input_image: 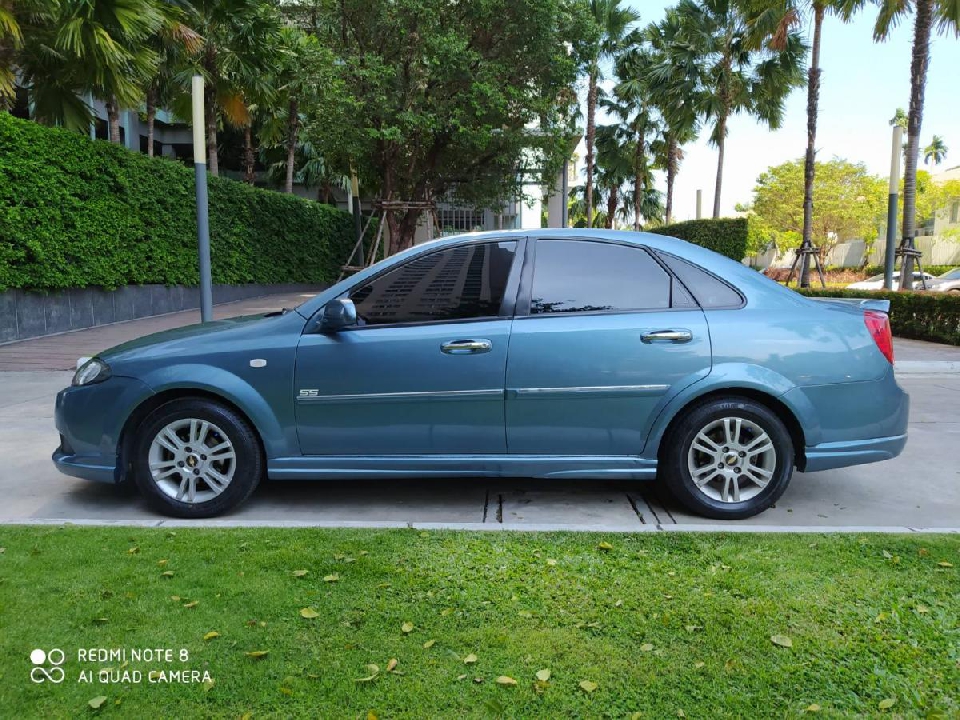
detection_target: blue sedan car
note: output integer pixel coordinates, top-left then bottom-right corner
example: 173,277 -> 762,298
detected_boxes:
54,229 -> 909,519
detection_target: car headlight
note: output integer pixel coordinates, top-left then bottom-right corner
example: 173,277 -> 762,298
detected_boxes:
72,358 -> 111,386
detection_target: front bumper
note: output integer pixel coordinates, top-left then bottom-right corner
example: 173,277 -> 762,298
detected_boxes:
52,375 -> 155,485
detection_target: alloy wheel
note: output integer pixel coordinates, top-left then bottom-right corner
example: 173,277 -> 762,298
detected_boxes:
147,418 -> 237,504
686,416 -> 777,504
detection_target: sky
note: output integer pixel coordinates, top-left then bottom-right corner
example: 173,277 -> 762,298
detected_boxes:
583,1 -> 960,221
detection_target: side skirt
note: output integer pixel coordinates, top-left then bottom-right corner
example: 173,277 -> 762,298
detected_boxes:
267,455 -> 658,481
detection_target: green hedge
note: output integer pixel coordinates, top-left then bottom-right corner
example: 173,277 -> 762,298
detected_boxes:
861,264 -> 958,277
0,113 -> 357,291
797,288 -> 960,346
648,218 -> 748,262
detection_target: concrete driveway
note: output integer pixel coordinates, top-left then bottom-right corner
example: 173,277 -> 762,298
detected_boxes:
1,294 -> 957,531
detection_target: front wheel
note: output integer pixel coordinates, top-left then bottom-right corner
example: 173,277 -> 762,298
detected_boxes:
660,397 -> 794,520
132,398 -> 263,518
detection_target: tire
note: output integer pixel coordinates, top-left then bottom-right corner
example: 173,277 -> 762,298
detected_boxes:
660,396 -> 794,520
132,398 -> 263,518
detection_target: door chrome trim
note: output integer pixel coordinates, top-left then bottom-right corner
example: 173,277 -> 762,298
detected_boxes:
509,384 -> 669,398
297,388 -> 505,405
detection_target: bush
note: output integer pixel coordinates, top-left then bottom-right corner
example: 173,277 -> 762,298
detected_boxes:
797,288 -> 960,346
862,264 -> 958,278
648,218 -> 748,262
0,113 -> 357,291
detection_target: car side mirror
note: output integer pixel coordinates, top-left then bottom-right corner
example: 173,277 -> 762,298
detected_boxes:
320,298 -> 357,332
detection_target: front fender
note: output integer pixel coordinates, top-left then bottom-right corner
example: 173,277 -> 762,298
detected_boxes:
136,364 -> 295,458
642,362 -> 821,457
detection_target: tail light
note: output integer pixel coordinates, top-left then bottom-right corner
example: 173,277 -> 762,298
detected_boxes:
864,310 -> 894,364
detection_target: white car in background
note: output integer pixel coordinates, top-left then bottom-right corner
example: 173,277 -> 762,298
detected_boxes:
847,271 -> 935,290
928,267 -> 960,293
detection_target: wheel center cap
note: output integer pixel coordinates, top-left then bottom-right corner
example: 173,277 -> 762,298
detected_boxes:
185,454 -> 200,468
723,452 -> 739,466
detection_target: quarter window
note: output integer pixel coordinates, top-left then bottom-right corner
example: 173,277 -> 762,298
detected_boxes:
656,252 -> 744,309
349,241 -> 517,325
530,240 -> 672,314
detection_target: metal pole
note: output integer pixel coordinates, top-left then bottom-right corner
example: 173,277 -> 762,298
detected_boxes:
192,76 -> 213,322
351,171 -> 362,246
695,189 -> 702,220
883,125 -> 902,291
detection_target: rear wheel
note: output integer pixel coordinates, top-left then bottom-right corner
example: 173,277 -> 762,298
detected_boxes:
133,398 -> 262,518
661,396 -> 794,520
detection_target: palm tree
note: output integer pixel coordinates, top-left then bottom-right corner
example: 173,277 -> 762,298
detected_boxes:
743,0 -> 862,287
924,135 -> 947,165
143,2 -> 201,157
593,122 -> 632,229
643,6 -> 701,225
20,0 -> 162,137
872,0 -> 960,289
0,0 -> 58,109
675,0 -> 806,218
583,0 -> 639,228
184,0 -> 278,175
889,106 -> 907,130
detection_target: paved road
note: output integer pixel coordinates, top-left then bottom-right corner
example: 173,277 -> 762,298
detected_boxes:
1,293 -> 957,530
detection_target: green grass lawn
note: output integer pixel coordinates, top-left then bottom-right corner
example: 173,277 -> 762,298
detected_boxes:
0,527 -> 957,718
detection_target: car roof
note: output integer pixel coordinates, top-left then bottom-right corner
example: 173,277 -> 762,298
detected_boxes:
296,228 -> 807,318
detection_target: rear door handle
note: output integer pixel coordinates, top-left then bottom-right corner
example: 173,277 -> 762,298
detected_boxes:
641,329 -> 693,344
441,339 -> 492,354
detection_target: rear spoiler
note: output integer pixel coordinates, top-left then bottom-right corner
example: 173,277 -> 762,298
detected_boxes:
806,297 -> 891,314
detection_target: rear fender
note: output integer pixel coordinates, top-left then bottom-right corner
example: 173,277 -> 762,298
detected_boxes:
642,362 -> 820,456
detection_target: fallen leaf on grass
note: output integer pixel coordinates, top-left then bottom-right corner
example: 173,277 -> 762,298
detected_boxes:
685,625 -> 701,633
597,542 -> 613,551
88,696 -> 107,709
457,674 -> 467,680
579,680 -> 598,693
386,658 -> 398,673
183,601 -> 198,609
161,571 -> 174,578
203,678 -> 215,692
203,631 -> 220,641
805,704 -> 821,713
127,547 -> 139,555
874,612 -> 889,623
771,634 -> 793,648
401,621 -> 414,634
496,676 -> 517,686
245,650 -> 269,659
640,643 -> 654,652
938,561 -> 954,568
463,653 -> 477,664
292,569 -> 309,577
878,698 -> 896,710
93,617 -> 108,625
300,608 -> 320,619
323,574 -> 340,583
355,664 -> 380,682
157,559 -> 168,566
536,669 -> 551,682
916,604 -> 930,614
422,639 -> 436,649
693,661 -> 705,669
546,559 -> 558,566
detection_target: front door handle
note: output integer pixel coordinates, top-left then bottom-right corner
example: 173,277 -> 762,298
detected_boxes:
641,329 -> 693,344
441,339 -> 493,355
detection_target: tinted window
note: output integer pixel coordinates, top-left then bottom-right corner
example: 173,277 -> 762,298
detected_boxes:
530,240 -> 671,314
656,252 -> 744,309
349,241 -> 516,325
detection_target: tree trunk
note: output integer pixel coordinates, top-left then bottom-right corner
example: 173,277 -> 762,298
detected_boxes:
204,85 -> 218,176
145,88 -> 157,157
585,66 -> 598,227
665,135 -> 677,225
605,187 -> 617,229
712,112 -> 727,219
634,130 -> 645,231
285,98 -> 299,194
899,0 -> 933,291
105,98 -> 121,144
243,124 -> 255,184
799,5 -> 825,288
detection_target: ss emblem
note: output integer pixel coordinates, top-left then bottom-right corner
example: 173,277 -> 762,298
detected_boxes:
299,389 -> 319,398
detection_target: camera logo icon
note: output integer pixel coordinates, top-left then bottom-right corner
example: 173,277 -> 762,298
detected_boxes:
30,648 -> 65,684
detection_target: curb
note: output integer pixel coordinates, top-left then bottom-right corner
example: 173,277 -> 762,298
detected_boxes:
895,360 -> 960,374
2,517 -> 958,534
